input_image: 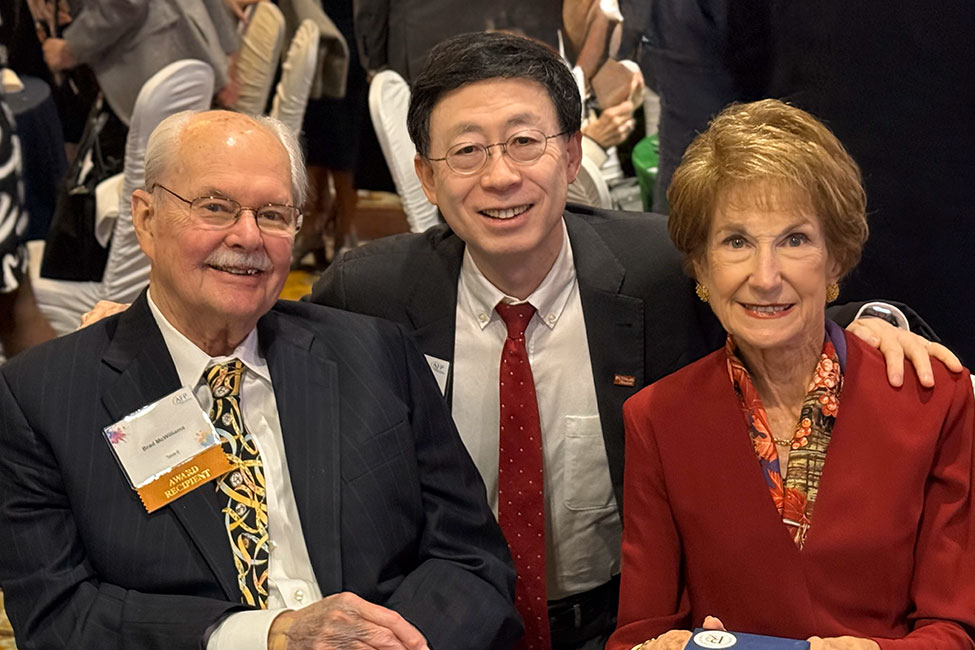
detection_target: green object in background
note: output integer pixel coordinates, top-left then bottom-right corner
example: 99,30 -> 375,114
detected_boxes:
631,134 -> 660,212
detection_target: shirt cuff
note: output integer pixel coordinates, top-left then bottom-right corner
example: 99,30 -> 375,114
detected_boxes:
206,608 -> 288,650
853,301 -> 911,332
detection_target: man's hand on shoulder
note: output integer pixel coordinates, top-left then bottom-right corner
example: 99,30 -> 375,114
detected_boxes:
79,300 -> 130,329
846,317 -> 963,388
268,592 -> 429,650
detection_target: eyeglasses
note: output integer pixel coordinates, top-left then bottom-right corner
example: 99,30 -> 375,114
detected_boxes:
426,129 -> 571,175
151,184 -> 302,236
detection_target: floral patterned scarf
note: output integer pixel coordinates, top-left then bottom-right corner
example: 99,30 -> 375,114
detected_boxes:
725,331 -> 843,549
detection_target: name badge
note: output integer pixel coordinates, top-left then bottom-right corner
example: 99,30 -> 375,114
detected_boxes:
424,354 -> 450,396
103,387 -> 232,513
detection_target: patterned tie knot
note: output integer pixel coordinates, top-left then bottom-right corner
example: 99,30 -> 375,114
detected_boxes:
496,302 -> 536,340
205,359 -> 244,399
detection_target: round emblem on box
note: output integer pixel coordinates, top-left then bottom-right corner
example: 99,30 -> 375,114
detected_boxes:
692,631 -> 737,648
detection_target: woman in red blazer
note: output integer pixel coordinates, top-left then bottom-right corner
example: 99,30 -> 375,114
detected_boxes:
609,100 -> 975,650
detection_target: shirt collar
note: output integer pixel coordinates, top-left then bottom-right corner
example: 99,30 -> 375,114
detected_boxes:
459,218 -> 577,331
147,289 -> 271,389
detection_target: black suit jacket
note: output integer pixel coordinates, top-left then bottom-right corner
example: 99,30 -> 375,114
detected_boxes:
308,206 -> 724,509
0,294 -> 519,650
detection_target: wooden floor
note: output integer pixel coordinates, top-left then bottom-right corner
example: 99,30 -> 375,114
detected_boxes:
0,591 -> 15,649
281,269 -> 319,301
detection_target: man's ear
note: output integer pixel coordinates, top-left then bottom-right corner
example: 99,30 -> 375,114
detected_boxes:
414,154 -> 440,207
565,130 -> 584,184
131,189 -> 156,261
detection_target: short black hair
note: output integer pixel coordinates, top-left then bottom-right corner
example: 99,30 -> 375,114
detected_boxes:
407,31 -> 582,157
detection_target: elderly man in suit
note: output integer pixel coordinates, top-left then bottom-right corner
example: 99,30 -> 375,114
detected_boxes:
0,110 -> 520,650
308,31 -> 959,650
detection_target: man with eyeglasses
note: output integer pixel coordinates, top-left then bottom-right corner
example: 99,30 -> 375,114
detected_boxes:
308,31 -> 960,650
0,110 -> 520,650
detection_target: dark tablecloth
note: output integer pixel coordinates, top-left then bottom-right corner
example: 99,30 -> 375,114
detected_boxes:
6,75 -> 67,240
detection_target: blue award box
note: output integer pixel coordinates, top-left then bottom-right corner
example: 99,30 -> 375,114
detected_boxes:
686,629 -> 810,650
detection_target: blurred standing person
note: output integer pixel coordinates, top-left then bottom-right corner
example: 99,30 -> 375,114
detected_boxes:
293,0 -> 366,265
40,0 -> 239,124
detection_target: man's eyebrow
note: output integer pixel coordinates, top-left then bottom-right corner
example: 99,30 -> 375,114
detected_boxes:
445,113 -> 543,140
446,123 -> 487,140
196,186 -> 230,198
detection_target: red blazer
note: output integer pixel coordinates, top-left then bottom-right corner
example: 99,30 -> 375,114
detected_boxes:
610,333 -> 975,650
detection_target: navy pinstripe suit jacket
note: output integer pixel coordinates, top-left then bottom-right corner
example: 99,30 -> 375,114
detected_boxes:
0,293 -> 520,650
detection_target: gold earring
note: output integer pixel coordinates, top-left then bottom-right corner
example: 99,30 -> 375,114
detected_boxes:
695,283 -> 710,302
826,282 -> 839,303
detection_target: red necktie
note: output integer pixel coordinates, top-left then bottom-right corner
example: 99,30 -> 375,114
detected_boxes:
495,302 -> 550,650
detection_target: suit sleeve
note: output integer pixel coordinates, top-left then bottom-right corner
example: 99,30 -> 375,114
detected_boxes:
382,326 -> 522,650
0,371 -> 242,650
305,255 -> 349,309
871,373 -> 975,649
827,300 -> 941,342
607,392 -> 691,650
62,0 -> 151,65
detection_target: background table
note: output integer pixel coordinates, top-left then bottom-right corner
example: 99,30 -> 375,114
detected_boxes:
6,74 -> 67,241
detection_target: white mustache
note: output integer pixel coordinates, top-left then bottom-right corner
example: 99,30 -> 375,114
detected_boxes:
205,249 -> 273,272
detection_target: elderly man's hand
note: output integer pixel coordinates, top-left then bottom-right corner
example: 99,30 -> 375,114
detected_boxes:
79,300 -> 130,329
581,100 -> 636,149
807,636 -> 880,650
268,592 -> 429,650
42,38 -> 77,71
846,317 -> 963,387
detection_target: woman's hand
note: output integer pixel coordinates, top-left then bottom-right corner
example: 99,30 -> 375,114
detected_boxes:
633,629 -> 691,650
633,616 -> 726,650
807,636 -> 880,650
846,316 -> 962,387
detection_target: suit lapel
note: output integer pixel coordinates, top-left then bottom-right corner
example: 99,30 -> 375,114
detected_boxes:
101,293 -> 240,600
404,234 -> 464,405
259,310 -> 343,595
566,213 -> 645,511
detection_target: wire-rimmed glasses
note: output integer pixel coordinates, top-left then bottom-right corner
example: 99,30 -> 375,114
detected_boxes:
152,184 -> 303,236
426,129 -> 570,175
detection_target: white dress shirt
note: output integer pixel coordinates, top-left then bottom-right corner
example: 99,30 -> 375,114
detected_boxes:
451,221 -> 622,601
146,292 -> 321,650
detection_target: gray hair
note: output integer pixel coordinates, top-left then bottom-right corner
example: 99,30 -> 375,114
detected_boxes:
143,110 -> 308,206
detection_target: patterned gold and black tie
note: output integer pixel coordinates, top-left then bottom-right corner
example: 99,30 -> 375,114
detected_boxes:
204,360 -> 269,608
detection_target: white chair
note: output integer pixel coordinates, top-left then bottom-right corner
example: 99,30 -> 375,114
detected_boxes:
233,2 -> 286,116
368,70 -> 440,233
567,155 -> 613,209
278,0 -> 349,100
269,19 -> 320,136
32,60 -> 215,334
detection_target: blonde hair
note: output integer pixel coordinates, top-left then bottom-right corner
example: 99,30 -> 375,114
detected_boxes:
667,99 -> 868,279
